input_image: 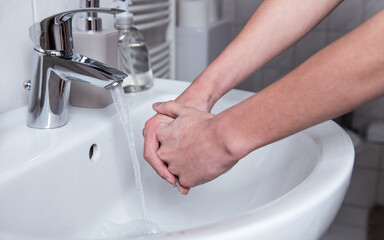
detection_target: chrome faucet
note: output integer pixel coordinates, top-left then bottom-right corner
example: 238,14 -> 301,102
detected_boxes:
26,8 -> 127,129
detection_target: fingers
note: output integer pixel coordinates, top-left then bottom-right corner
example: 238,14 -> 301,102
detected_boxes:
143,110 -> 192,195
143,115 -> 177,185
176,181 -> 190,195
143,136 -> 176,185
152,101 -> 192,118
156,134 -> 191,195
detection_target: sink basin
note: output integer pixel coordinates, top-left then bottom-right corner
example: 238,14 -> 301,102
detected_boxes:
0,79 -> 354,240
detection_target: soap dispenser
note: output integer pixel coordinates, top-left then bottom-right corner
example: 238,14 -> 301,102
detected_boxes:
115,0 -> 154,93
70,0 -> 118,108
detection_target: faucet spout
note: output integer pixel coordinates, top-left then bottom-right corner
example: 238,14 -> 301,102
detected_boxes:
27,50 -> 128,129
54,53 -> 127,90
26,8 -> 127,129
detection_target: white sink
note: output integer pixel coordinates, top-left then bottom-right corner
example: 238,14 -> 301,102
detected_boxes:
0,79 -> 354,240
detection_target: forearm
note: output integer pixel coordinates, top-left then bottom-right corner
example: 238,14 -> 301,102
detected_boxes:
176,0 -> 343,110
216,9 -> 384,158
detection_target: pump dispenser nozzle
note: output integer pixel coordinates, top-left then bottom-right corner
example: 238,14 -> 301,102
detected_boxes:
114,0 -> 134,28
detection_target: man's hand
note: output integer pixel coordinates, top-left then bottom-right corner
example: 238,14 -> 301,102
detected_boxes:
150,101 -> 238,189
143,113 -> 190,194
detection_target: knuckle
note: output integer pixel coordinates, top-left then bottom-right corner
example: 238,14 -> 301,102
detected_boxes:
179,177 -> 192,188
143,151 -> 151,161
156,149 -> 166,160
144,120 -> 152,130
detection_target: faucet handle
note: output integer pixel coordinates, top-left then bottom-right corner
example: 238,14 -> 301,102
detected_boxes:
29,8 -> 124,57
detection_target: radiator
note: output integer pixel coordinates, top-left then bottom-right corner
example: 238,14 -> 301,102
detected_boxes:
131,0 -> 176,79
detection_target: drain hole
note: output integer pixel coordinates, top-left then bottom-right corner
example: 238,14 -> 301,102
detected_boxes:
89,144 -> 98,161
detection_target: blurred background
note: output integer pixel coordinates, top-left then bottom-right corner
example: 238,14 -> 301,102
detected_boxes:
1,0 -> 384,239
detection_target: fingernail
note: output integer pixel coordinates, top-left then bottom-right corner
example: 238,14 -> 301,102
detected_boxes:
176,185 -> 189,195
166,178 -> 175,185
153,102 -> 162,108
176,184 -> 183,193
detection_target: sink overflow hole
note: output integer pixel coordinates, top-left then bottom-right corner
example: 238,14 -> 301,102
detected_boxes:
89,144 -> 98,161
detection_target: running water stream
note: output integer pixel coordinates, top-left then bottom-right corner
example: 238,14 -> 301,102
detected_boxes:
109,85 -> 162,239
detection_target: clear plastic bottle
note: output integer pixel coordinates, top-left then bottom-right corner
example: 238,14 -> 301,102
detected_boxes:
115,7 -> 153,93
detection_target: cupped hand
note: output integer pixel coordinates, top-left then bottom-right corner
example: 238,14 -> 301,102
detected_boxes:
152,101 -> 238,189
143,113 -> 190,194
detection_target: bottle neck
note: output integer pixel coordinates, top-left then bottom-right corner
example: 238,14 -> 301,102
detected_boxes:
115,15 -> 134,30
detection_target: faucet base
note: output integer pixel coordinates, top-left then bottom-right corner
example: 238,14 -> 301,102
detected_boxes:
27,52 -> 71,129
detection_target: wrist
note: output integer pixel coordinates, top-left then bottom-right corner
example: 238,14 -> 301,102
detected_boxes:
211,112 -> 253,163
176,63 -> 229,112
175,79 -> 215,112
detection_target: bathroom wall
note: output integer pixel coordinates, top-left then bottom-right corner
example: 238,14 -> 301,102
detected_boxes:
0,0 -> 78,113
0,0 -> 33,113
221,1 -> 384,239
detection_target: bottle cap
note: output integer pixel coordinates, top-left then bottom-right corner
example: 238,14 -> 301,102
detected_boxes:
114,0 -> 134,29
115,13 -> 133,29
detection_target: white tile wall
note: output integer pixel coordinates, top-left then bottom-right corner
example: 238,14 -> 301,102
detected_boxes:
31,0 -> 77,22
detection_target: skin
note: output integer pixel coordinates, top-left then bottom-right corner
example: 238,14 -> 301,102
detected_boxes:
144,0 -> 384,194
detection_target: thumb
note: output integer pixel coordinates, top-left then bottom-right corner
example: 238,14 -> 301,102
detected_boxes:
153,100 -> 191,118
